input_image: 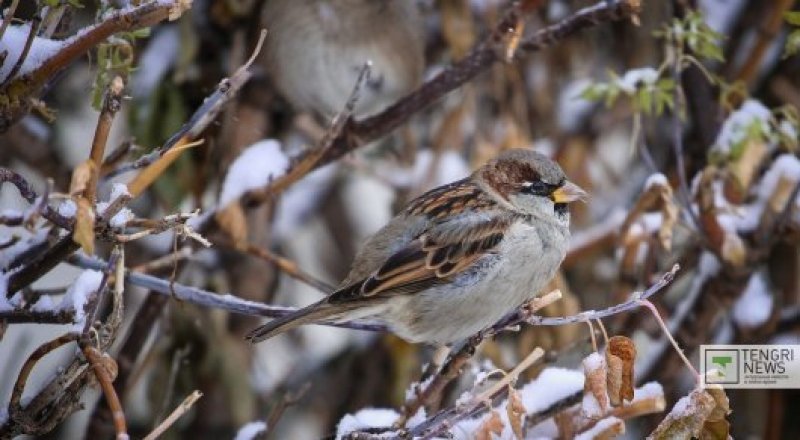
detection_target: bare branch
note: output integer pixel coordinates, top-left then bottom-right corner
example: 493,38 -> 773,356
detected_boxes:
143,390 -> 203,440
240,0 -> 642,208
0,167 -> 74,229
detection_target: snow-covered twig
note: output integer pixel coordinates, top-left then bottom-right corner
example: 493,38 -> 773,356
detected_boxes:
3,332 -> 81,436
0,0 -> 192,130
68,253 -> 386,333
0,17 -> 39,88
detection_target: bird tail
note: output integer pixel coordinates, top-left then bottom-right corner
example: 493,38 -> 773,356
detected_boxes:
245,300 -> 341,343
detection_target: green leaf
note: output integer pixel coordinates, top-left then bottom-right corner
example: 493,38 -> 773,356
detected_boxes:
785,11 -> 800,26
784,30 -> 800,58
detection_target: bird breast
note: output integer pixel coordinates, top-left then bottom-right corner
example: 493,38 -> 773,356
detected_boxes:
384,220 -> 569,344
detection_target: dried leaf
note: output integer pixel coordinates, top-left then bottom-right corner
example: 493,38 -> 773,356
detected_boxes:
700,419 -> 730,440
721,231 -> 746,267
701,386 -> 731,439
440,0 -> 476,59
726,140 -> 767,203
659,190 -> 678,251
168,0 -> 193,21
607,336 -> 636,405
215,203 -> 248,246
766,175 -> 798,214
74,198 -> 95,254
606,352 -> 624,407
70,160 -> 96,196
620,174 -> 678,251
476,410 -> 504,440
582,352 -> 609,418
554,410 -> 576,439
506,388 -> 525,440
647,388 -> 716,440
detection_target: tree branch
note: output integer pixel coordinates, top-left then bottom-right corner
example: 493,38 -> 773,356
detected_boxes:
240,0 -> 642,207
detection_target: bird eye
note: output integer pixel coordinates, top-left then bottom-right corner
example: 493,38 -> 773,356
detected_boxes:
523,180 -> 550,196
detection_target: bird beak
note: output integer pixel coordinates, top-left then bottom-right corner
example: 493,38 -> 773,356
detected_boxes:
551,181 -> 588,204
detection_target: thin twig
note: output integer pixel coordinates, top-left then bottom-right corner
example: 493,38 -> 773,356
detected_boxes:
154,345 -> 191,427
0,308 -> 75,324
81,247 -> 121,335
105,29 -> 268,179
0,167 -> 74,229
241,61 -> 372,206
244,244 -> 335,293
265,383 -> 311,439
84,76 -> 125,205
414,348 -> 546,440
0,15 -> 40,87
637,298 -> 700,382
0,0 -> 21,44
143,390 -> 203,440
8,333 -> 80,416
496,264 -> 679,328
81,343 -> 127,440
68,253 -> 386,333
670,53 -> 702,233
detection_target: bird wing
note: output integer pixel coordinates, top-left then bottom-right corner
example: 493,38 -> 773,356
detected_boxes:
328,179 -> 519,304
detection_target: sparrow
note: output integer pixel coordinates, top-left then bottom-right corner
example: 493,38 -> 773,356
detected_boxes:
262,0 -> 425,118
246,149 -> 587,345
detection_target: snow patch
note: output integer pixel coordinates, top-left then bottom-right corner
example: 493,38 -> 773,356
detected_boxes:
644,173 -> 669,190
233,421 -> 267,440
59,270 -> 104,330
732,272 -> 773,328
616,67 -> 660,94
713,99 -> 772,153
575,416 -> 623,440
518,367 -> 584,414
633,381 -> 664,402
0,228 -> 49,269
0,24 -> 65,83
336,408 -> 399,440
57,199 -> 78,218
31,294 -> 56,312
219,140 -> 289,206
757,154 -> 800,202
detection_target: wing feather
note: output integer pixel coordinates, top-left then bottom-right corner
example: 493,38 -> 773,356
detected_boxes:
327,180 -> 523,304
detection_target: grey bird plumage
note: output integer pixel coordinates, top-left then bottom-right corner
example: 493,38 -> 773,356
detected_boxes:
262,0 -> 425,118
246,149 -> 586,345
